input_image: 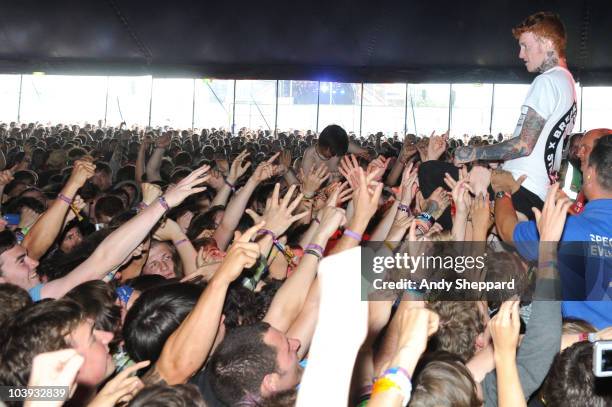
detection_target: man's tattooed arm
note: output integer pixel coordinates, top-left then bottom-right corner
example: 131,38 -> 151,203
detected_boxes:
455,107 -> 545,163
141,365 -> 168,386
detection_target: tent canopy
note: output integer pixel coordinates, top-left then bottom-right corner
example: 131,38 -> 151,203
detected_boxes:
0,0 -> 609,84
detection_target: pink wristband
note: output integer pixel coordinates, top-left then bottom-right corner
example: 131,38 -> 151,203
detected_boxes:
343,229 -> 362,242
158,196 -> 170,211
305,243 -> 324,254
58,193 -> 73,204
174,238 -> 188,247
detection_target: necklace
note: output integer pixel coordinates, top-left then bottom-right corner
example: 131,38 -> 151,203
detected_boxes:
314,143 -> 330,161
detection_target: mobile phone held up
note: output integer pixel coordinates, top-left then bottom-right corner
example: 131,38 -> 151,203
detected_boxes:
3,214 -> 21,227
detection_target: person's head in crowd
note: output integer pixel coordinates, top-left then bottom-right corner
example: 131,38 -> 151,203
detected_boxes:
170,167 -> 192,185
0,230 -> 40,290
317,124 -> 349,159
513,11 -> 566,72
186,206 -> 225,241
67,147 -> 88,163
141,240 -> 182,279
126,383 -> 206,407
541,341 -> 612,406
174,151 -> 192,168
208,321 -> 302,405
0,282 -> 33,327
19,186 -> 48,208
30,147 -> 48,170
65,280 -> 122,346
116,165 -> 136,183
59,218 -> 85,254
410,359 -> 481,406
582,133 -> 612,200
426,301 -> 489,362
567,132 -> 584,169
576,129 -> 612,173
13,170 -> 38,186
0,299 -> 115,388
123,283 -> 203,368
562,317 -> 597,334
92,162 -> 113,192
94,195 -> 125,225
114,180 -> 140,208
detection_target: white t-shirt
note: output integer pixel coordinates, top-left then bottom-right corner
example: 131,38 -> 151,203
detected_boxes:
503,66 -> 577,201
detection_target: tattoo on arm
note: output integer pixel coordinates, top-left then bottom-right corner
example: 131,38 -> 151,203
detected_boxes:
473,107 -> 545,161
141,366 -> 168,386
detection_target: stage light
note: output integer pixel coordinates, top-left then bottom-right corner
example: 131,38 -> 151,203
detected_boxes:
32,71 -> 45,76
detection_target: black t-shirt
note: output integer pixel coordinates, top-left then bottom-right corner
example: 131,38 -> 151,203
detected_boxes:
189,367 -> 229,407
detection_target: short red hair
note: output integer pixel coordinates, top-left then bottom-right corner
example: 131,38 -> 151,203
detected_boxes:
512,11 -> 567,58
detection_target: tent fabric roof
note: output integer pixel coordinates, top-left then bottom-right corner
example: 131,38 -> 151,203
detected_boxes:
0,0 -> 610,84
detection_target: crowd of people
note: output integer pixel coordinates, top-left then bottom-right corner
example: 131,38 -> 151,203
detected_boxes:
0,10 -> 611,407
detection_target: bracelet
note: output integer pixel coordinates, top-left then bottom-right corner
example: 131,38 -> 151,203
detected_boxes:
174,238 -> 188,247
257,228 -> 278,241
304,249 -> 322,260
415,219 -> 431,235
225,178 -> 236,192
158,196 -> 170,211
137,202 -> 148,211
305,243 -> 324,254
416,212 -> 434,226
494,190 -> 512,200
343,228 -> 362,242
371,368 -> 412,407
58,193 -> 73,204
384,241 -> 398,251
398,203 -> 412,215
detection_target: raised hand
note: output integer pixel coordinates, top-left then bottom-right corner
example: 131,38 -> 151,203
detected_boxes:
324,181 -> 352,207
162,165 -> 210,208
450,176 -> 473,216
141,183 -> 163,206
67,159 -> 96,189
278,149 -> 292,173
155,133 -> 171,149
400,162 -> 418,205
532,183 -> 572,242
399,137 -> 418,164
252,153 -> 281,183
152,218 -> 182,242
491,169 -> 527,195
205,168 -> 226,191
0,169 -> 14,186
227,150 -> 251,184
87,360 -> 150,407
338,154 -> 361,189
490,300 -> 521,358
366,155 -> 391,182
352,168 -> 384,225
427,130 -> 448,161
315,205 -> 347,239
421,187 -> 450,219
470,192 -> 492,237
215,222 -> 264,284
246,184 -> 309,237
468,165 -> 492,197
301,164 -> 330,197
25,349 -> 84,407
